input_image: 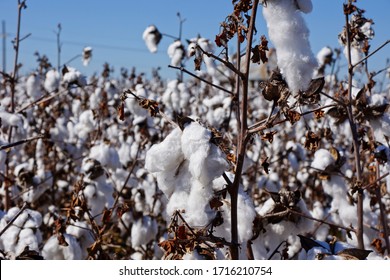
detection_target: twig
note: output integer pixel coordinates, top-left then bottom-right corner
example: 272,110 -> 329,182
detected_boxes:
168,65 -> 234,95
268,240 -> 288,260
196,44 -> 244,79
0,134 -> 44,151
351,40 -> 390,70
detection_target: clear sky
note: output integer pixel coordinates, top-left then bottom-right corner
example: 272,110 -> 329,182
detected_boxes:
1,0 -> 389,80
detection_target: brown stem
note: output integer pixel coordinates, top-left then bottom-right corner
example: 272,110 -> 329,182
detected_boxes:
375,162 -> 390,256
344,2 -> 364,249
4,0 -> 26,211
229,0 -> 260,260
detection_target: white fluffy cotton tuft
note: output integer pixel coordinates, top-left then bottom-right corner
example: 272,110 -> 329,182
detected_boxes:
263,0 -> 317,92
143,25 -> 162,53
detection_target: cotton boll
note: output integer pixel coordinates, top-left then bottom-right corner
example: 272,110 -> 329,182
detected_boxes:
262,0 -> 317,92
131,216 -> 158,248
145,127 -> 183,174
26,73 -> 42,99
15,228 -> 42,255
44,69 -> 60,92
316,46 -> 333,67
345,45 -> 363,66
0,110 -> 23,128
236,189 -> 257,243
185,181 -> 215,226
82,46 -> 93,66
295,0 -> 313,13
42,234 -> 83,260
369,113 -> 390,146
89,142 -> 121,170
143,25 -> 162,53
62,67 -> 87,86
83,184 -> 107,218
311,148 -> 335,171
66,221 -> 94,258
167,41 -> 185,67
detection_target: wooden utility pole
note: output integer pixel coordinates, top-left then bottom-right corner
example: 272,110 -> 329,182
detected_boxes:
2,20 -> 6,72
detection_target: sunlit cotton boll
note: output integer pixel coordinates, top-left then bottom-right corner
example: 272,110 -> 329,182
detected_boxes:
62,66 -> 87,86
26,73 -> 42,99
44,69 -> 60,92
311,148 -> 335,171
167,40 -> 185,67
131,216 -> 158,248
82,46 -> 92,66
42,234 -> 82,260
262,0 -> 317,92
181,122 -> 228,185
89,142 -> 121,170
143,25 -> 162,53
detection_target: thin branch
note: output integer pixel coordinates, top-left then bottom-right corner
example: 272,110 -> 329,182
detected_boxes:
351,39 -> 390,70
168,65 -> 234,95
0,202 -> 28,237
196,44 -> 244,79
0,134 -> 44,151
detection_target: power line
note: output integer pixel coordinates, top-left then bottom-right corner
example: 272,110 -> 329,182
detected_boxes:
38,36 -> 149,53
6,32 -> 154,53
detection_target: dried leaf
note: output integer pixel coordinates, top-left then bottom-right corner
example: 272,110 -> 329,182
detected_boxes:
159,240 -> 176,254
298,235 -> 327,252
336,248 -> 372,260
177,225 -> 187,240
117,102 -> 125,121
371,238 -> 385,255
285,109 -> 301,125
261,131 -> 277,143
314,109 -> 325,120
261,156 -> 270,174
16,246 -> 44,260
209,197 -> 224,210
304,131 -> 320,151
101,208 -> 112,224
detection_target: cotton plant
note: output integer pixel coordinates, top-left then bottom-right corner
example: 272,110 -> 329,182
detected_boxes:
262,0 -> 317,92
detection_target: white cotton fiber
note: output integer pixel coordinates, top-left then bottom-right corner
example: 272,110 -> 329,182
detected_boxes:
311,148 -> 335,171
295,0 -> 313,13
26,73 -> 42,99
89,142 -> 121,170
131,216 -> 158,248
145,127 -> 184,173
167,41 -> 185,67
182,122 -> 228,184
263,0 -> 317,92
42,234 -> 82,260
44,69 -> 60,92
143,25 -> 162,53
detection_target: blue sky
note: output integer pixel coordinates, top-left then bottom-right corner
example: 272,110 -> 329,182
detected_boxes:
1,0 -> 389,80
